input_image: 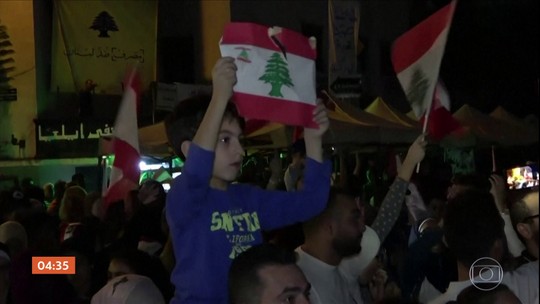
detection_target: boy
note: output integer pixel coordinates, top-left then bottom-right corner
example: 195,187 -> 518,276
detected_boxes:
164,57 -> 331,303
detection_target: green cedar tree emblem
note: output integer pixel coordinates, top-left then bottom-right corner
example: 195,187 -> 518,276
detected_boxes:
258,52 -> 294,98
406,68 -> 430,116
235,47 -> 251,63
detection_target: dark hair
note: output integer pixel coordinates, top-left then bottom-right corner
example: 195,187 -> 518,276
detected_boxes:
54,180 -> 67,201
303,186 -> 358,237
71,173 -> 86,189
228,243 -> 298,304
138,179 -> 166,205
290,138 -> 306,156
456,284 -> 517,304
443,189 -> 505,268
509,189 -> 538,243
164,94 -> 244,160
451,173 -> 491,192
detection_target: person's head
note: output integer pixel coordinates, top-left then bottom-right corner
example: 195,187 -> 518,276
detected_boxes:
447,173 -> 491,200
107,248 -> 152,281
303,186 -> 366,260
456,284 -> 521,304
443,189 -> 506,268
84,79 -> 97,91
108,256 -> 136,281
71,173 -> 86,190
138,179 -> 166,206
164,94 -> 245,184
53,180 -> 67,201
59,186 -> 87,223
509,188 -> 539,258
20,177 -> 34,190
43,183 -> 54,202
61,237 -> 94,298
228,243 -> 310,304
91,274 -> 165,304
0,221 -> 28,260
290,139 -> 306,165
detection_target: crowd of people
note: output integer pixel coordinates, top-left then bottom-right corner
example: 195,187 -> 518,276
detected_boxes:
0,57 -> 538,304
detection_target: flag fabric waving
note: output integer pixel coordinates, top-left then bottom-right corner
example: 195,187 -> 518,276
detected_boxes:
420,79 -> 462,141
391,0 -> 457,120
220,22 -> 318,128
103,68 -> 141,208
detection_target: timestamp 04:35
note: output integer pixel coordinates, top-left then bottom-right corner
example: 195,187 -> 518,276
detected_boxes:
32,256 -> 76,274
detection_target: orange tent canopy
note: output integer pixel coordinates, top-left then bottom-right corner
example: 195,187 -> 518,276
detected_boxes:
364,97 -> 420,129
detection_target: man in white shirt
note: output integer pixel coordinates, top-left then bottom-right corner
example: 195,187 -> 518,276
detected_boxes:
296,134 -> 427,304
429,189 -> 539,304
296,187 -> 366,304
509,189 -> 539,266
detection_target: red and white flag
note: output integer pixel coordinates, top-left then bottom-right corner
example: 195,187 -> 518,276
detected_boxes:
391,0 -> 457,120
420,79 -> 462,140
103,68 -> 141,208
220,22 -> 318,128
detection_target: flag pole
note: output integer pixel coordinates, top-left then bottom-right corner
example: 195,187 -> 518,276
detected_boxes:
416,90 -> 434,173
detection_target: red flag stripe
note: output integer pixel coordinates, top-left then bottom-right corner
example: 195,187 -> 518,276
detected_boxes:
112,138 -> 140,184
234,92 -> 317,128
391,1 -> 456,73
221,22 -> 317,60
103,67 -> 141,207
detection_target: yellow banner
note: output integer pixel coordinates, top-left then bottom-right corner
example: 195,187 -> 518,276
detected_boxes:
51,0 -> 157,94
0,1 -> 37,159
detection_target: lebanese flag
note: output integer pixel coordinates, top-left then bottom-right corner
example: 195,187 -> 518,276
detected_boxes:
103,68 -> 141,208
420,79 -> 462,141
391,0 -> 457,119
220,22 -> 318,128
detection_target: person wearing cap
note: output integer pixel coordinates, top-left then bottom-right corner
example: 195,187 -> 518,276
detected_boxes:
295,134 -> 426,303
91,274 -> 165,304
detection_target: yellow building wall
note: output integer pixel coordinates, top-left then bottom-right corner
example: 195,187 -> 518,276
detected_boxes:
0,1 -> 37,159
200,0 -> 230,81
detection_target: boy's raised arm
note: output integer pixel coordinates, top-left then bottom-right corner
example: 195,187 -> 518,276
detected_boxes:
192,57 -> 237,151
303,99 -> 329,163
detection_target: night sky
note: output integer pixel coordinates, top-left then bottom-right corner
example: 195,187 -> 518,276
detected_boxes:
441,0 -> 539,117
371,0 -> 539,118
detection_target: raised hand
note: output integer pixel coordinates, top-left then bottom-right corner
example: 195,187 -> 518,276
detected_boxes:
211,57 -> 237,103
489,173 -> 507,212
399,133 -> 427,181
304,99 -> 329,139
303,99 -> 329,163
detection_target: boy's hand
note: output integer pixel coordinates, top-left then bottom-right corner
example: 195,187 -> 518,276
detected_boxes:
304,99 -> 329,139
193,57 -> 237,151
303,99 -> 328,163
212,57 -> 237,102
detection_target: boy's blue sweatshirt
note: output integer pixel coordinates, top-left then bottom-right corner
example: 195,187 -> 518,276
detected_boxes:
166,144 -> 331,303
